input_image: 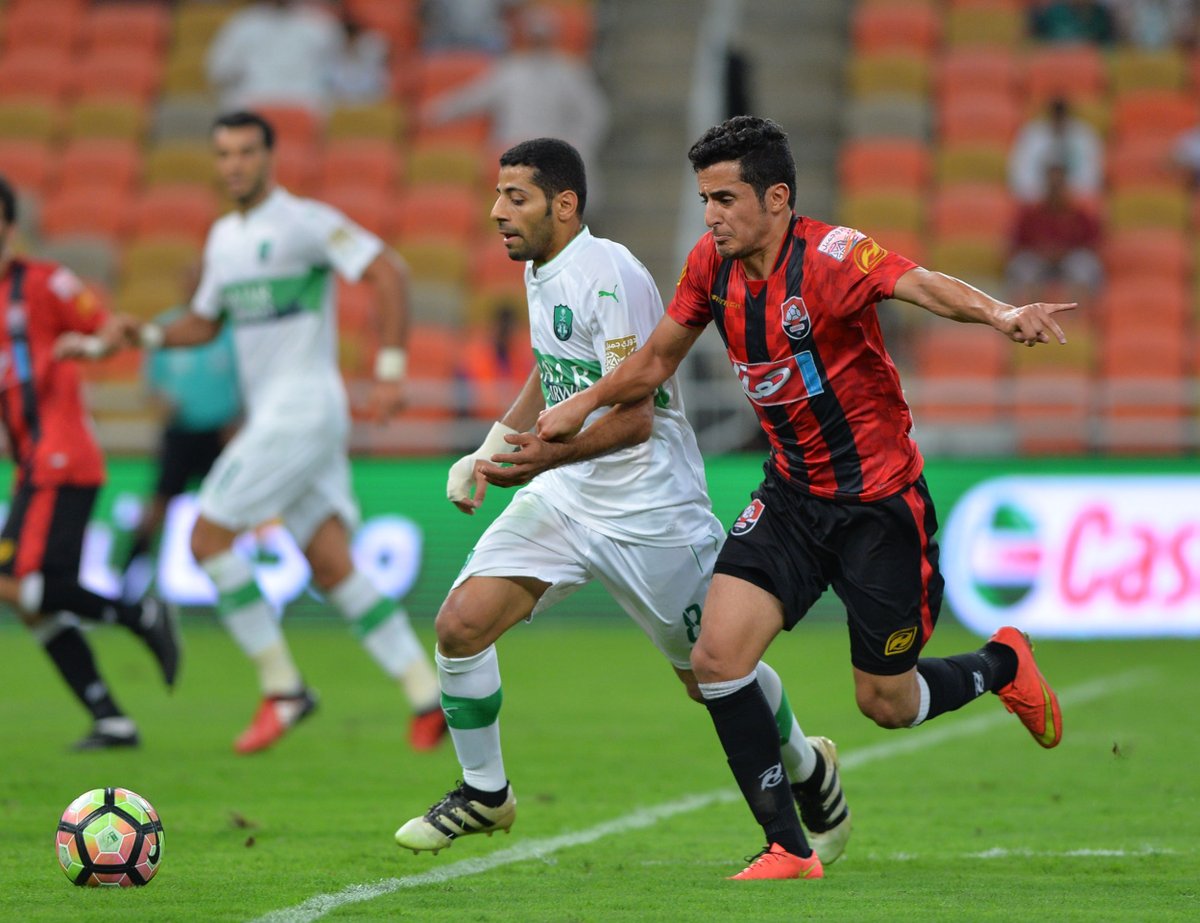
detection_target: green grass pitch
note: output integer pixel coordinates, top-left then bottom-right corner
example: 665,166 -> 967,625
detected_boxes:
2,612 -> 1197,922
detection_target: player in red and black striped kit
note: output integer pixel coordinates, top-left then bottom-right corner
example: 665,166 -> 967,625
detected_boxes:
0,176 -> 179,750
539,117 -> 1071,879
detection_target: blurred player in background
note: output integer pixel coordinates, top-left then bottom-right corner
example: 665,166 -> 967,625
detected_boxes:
63,111 -> 445,755
539,117 -> 1070,879
120,264 -> 241,603
393,139 -> 849,869
0,175 -> 179,750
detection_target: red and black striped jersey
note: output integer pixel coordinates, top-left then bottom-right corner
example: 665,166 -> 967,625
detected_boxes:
668,216 -> 921,502
0,258 -> 106,487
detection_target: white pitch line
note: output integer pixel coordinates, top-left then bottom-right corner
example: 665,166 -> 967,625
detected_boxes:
250,668 -> 1151,923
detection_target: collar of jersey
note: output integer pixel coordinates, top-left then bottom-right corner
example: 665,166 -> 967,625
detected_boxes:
237,186 -> 286,222
529,226 -> 591,282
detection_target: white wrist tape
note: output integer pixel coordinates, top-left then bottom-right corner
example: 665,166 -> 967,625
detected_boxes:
374,347 -> 408,381
139,323 -> 165,350
479,421 -> 520,457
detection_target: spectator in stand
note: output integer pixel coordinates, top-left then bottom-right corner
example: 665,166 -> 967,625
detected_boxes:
1008,97 -> 1103,204
420,0 -> 517,53
207,0 -> 344,115
1006,161 -> 1104,307
1173,123 -> 1200,190
1029,0 -> 1118,44
330,5 -> 390,104
421,7 -> 610,207
1108,0 -> 1198,47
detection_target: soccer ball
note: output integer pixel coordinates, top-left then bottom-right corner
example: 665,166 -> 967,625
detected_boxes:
55,787 -> 164,887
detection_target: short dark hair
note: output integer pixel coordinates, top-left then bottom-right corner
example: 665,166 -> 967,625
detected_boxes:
0,174 -> 16,224
212,110 -> 276,149
687,116 -> 796,209
498,138 -> 587,216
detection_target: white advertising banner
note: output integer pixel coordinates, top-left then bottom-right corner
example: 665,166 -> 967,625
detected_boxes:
942,476 -> 1200,637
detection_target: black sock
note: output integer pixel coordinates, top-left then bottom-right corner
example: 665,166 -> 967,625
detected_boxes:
793,746 -> 826,794
42,625 -> 123,721
917,641 -> 1017,723
704,681 -> 810,857
41,581 -> 141,630
463,781 -> 509,807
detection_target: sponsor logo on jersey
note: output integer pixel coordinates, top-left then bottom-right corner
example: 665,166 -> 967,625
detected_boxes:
553,305 -> 573,341
598,284 -> 620,302
676,263 -> 687,287
258,239 -> 272,262
604,334 -> 638,373
733,353 -> 824,406
852,237 -> 888,274
731,498 -> 765,536
780,295 -> 811,340
709,292 -> 742,312
884,626 -> 918,656
816,226 -> 866,261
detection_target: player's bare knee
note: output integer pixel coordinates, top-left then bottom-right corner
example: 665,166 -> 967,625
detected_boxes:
855,689 -> 916,729
688,640 -> 722,683
433,599 -> 490,658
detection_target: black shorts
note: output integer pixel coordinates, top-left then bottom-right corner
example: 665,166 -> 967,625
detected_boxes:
713,466 -> 944,676
0,483 -> 96,579
155,427 -> 225,499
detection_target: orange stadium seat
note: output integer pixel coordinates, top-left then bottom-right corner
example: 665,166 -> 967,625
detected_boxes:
254,106 -> 323,149
929,183 -> 1014,242
1097,278 -> 1190,337
0,100 -> 61,142
83,3 -> 172,53
936,144 -> 1009,184
319,139 -> 403,195
345,0 -> 420,54
0,139 -> 55,196
1097,328 -> 1190,454
1110,90 -> 1200,145
402,50 -> 494,104
64,99 -> 148,141
469,237 -> 525,291
321,185 -> 396,239
1106,137 -> 1184,191
1109,48 -> 1187,94
839,190 -> 925,235
847,50 -> 932,99
144,140 -> 214,187
938,90 -> 1021,146
1102,229 -> 1191,285
2,3 -> 86,54
1107,187 -> 1190,232
57,139 -> 143,193
839,138 -> 932,194
327,102 -> 407,140
410,114 -> 492,147
394,184 -> 482,242
944,2 -> 1025,47
545,3 -> 597,57
911,324 -> 1009,424
40,186 -> 133,240
852,2 -> 941,54
71,50 -> 164,105
1025,45 -> 1108,105
272,142 -> 320,197
1011,365 -> 1092,454
0,48 -> 75,103
872,229 -> 926,267
936,47 -> 1021,102
131,184 -> 220,245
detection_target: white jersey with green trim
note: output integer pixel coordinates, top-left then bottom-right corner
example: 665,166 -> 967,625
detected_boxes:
520,227 -> 718,546
191,187 -> 383,420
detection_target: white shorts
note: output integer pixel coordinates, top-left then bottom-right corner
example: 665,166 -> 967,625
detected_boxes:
455,491 -> 724,669
197,409 -> 358,549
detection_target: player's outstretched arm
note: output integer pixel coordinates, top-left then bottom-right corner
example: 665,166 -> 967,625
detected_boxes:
536,314 -> 701,441
893,267 -> 1076,347
363,250 -> 410,420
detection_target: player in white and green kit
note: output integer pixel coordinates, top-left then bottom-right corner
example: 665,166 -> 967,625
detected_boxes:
394,139 -> 850,864
116,112 -> 444,754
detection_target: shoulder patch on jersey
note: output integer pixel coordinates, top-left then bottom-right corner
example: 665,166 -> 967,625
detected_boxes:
48,266 -> 84,301
851,237 -> 889,274
327,225 -> 359,261
676,262 -> 687,287
816,226 -> 866,262
604,334 -> 638,373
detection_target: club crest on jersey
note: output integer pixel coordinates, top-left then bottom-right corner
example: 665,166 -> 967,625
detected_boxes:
781,296 -> 811,340
731,498 -> 766,536
553,305 -> 573,341
852,237 -> 888,275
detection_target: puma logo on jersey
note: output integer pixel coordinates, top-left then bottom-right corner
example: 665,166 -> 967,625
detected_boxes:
598,284 -> 619,302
